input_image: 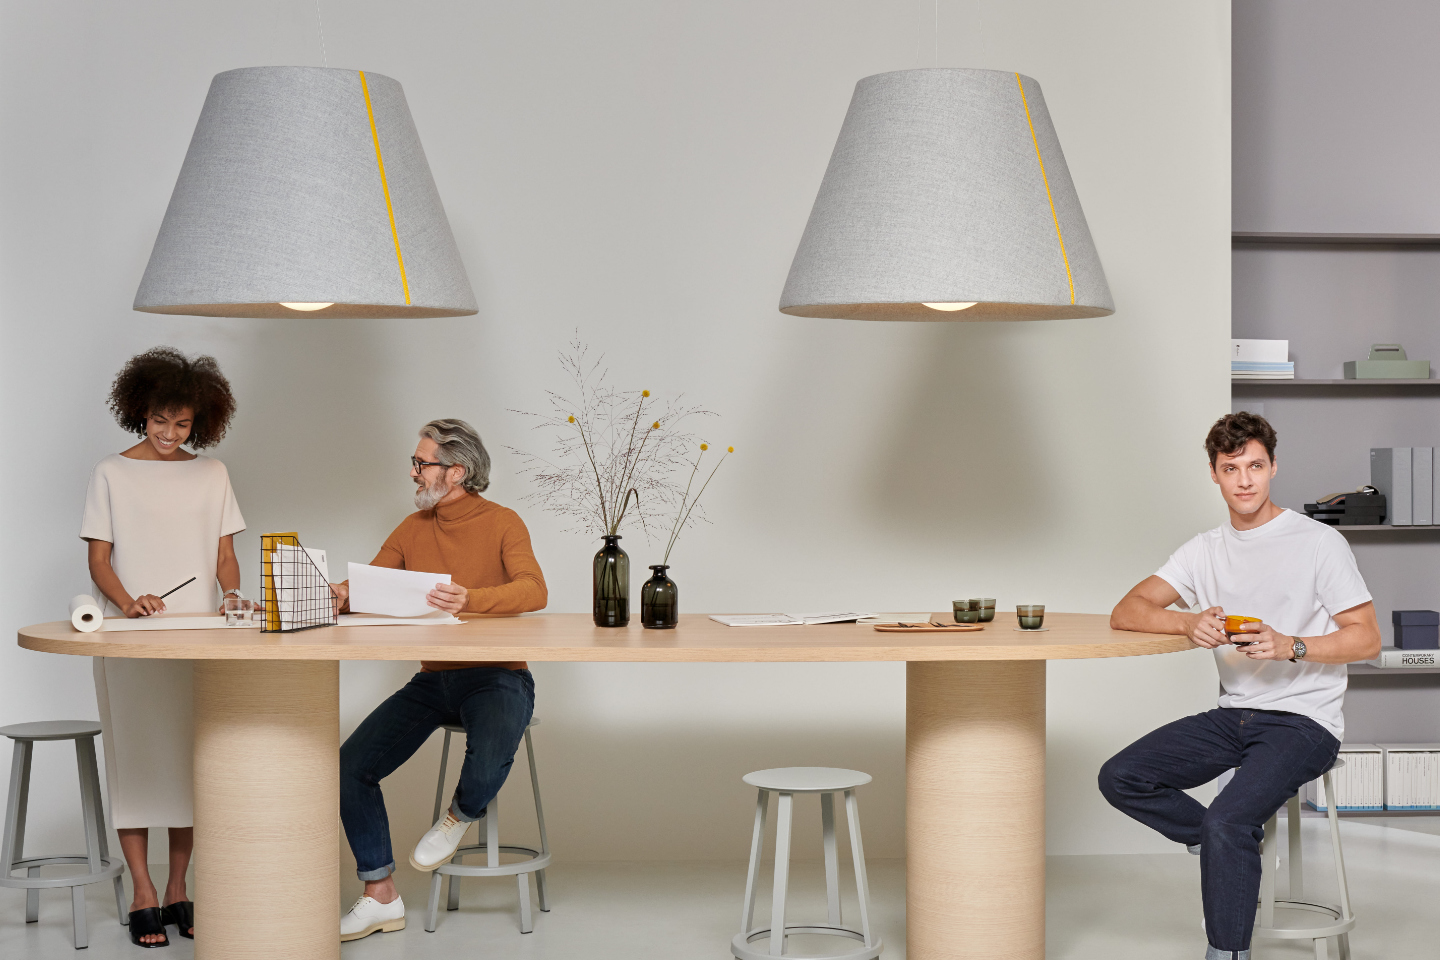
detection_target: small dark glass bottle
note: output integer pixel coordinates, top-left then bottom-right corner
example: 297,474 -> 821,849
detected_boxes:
640,564 -> 678,629
593,535 -> 630,627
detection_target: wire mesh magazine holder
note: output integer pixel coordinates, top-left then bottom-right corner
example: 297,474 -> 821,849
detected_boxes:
260,532 -> 337,633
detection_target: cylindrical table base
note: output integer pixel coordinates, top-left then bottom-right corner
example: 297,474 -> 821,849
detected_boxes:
194,660 -> 339,960
906,660 -> 1046,960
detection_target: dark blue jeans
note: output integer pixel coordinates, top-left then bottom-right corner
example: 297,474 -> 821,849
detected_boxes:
1098,708 -> 1340,956
340,667 -> 535,881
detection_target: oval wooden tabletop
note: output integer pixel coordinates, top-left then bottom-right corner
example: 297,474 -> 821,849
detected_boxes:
18,612 -> 1190,663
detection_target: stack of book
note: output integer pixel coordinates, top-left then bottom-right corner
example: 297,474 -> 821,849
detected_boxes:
1371,447 -> 1437,525
1305,745 -> 1383,811
1232,339 -> 1294,379
1381,744 -> 1440,810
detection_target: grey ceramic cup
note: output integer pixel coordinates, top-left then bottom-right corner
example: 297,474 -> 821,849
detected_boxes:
1016,604 -> 1045,630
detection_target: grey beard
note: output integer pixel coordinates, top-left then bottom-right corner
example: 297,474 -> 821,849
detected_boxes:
415,479 -> 451,511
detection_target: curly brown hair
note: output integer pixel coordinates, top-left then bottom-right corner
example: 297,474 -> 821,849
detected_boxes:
108,347 -> 236,449
1204,411 -> 1277,466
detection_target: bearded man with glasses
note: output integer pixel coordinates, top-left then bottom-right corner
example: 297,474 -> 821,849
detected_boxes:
329,418 -> 547,942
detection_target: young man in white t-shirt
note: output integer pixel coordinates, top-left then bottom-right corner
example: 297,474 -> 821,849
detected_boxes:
1100,412 -> 1381,960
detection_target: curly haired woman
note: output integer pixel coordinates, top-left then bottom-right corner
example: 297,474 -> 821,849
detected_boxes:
80,347 -> 245,947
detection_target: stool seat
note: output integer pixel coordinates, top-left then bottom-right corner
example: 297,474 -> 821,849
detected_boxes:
743,767 -> 871,793
1,721 -> 103,742
442,718 -> 538,733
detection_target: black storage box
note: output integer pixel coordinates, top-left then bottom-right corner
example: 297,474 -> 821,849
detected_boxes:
1304,493 -> 1386,526
1393,610 -> 1440,649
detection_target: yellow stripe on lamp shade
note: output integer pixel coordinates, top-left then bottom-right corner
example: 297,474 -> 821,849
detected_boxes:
133,66 -> 475,319
779,68 -> 1113,322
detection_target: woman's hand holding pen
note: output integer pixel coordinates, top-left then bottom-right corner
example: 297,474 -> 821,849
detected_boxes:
125,594 -> 166,617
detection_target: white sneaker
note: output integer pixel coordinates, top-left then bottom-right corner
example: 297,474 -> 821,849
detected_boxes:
409,810 -> 471,871
340,894 -> 405,942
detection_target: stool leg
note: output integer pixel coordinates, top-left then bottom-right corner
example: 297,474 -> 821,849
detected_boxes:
1338,934 -> 1352,960
740,789 -> 770,935
75,739 -> 103,876
80,737 -> 126,926
769,792 -> 794,957
4,741 -> 35,922
425,871 -> 442,932
27,867 -> 40,923
1314,935 -> 1329,959
844,790 -> 875,948
517,872 -> 533,934
525,728 -> 550,912
1259,811 -> 1278,928
1288,793 -> 1304,900
72,883 -> 89,949
486,797 -> 500,869
1326,770 -> 1353,924
433,729 -> 453,824
821,792 -> 841,927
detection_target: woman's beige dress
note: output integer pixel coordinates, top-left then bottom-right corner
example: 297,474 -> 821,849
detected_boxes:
81,454 -> 245,828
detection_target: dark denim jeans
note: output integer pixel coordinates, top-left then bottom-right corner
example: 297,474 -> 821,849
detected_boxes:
340,667 -> 535,881
1098,707 -> 1339,957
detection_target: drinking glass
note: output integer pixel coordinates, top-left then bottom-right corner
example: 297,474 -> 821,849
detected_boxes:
971,598 -> 996,623
953,600 -> 981,624
224,596 -> 255,627
1016,604 -> 1046,630
1225,615 -> 1262,646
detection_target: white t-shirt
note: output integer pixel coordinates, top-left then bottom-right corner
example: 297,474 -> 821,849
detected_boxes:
80,454 -> 247,614
1155,508 -> 1371,740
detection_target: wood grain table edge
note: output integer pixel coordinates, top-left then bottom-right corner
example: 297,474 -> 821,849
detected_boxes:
18,613 -> 1193,662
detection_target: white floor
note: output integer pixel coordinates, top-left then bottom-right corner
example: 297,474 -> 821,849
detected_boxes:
4,819 -> 1439,959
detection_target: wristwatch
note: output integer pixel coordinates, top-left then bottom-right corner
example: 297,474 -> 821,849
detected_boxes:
1290,638 -> 1307,662
224,589 -> 244,599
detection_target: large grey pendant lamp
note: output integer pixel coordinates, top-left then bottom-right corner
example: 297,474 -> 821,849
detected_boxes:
134,66 -> 477,319
780,68 -> 1113,321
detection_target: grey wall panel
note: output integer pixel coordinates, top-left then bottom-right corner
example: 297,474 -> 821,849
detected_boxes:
1234,0 -> 1440,233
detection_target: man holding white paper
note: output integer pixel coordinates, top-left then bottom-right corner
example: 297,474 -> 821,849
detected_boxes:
332,420 -> 547,942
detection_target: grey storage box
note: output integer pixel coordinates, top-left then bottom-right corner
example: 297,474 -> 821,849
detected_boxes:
1344,344 -> 1430,379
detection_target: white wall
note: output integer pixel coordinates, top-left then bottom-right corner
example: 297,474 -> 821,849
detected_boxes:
0,0 -> 1229,886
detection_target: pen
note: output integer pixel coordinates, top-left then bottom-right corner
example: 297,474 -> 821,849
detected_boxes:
157,577 -> 197,600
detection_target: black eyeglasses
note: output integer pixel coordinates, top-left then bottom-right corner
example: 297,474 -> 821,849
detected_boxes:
411,457 -> 447,473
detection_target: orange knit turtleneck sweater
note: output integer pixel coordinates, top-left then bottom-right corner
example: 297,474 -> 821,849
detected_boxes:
367,492 -> 547,672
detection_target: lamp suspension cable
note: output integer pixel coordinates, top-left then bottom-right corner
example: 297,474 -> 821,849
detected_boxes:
315,0 -> 329,68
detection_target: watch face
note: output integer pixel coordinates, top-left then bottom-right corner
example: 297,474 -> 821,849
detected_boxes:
1293,640 -> 1306,659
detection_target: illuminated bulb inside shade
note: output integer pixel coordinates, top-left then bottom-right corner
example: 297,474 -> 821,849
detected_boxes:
922,302 -> 978,312
279,302 -> 334,312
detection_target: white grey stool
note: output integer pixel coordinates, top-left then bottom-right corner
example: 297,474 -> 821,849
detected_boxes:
734,767 -> 881,960
1255,759 -> 1355,960
1,721 -> 125,950
424,718 -> 550,935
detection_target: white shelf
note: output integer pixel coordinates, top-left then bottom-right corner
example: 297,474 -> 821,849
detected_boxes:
1232,378 -> 1439,387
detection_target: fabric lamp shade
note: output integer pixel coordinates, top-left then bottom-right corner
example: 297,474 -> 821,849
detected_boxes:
779,68 -> 1113,322
134,66 -> 477,319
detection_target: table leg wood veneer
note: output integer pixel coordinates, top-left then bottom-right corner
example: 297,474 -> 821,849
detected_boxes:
19,612 -> 1189,960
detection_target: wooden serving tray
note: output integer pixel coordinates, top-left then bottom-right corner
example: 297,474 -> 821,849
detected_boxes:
872,622 -> 984,632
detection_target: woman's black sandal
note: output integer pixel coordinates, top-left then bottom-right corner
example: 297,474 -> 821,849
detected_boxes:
162,901 -> 195,939
128,907 -> 169,948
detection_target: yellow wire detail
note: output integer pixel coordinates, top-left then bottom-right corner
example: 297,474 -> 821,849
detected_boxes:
359,71 -> 411,305
1016,73 -> 1074,305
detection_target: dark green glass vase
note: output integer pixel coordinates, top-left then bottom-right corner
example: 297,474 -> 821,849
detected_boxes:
640,564 -> 678,629
592,535 -> 630,627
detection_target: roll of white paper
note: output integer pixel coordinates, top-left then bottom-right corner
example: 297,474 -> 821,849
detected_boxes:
69,594 -> 104,632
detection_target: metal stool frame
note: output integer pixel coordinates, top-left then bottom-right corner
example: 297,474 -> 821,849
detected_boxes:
1,722 -> 125,950
424,719 -> 551,935
1255,762 -> 1356,960
734,784 -> 881,960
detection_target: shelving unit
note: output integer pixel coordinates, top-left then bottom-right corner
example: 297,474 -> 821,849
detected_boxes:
1232,233 -> 1440,815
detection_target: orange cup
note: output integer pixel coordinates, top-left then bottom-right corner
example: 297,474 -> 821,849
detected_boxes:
1224,615 -> 1262,645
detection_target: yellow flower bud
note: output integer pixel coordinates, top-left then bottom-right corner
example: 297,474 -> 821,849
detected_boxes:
728,446 -> 734,453
652,421 -> 660,429
700,443 -> 708,451
642,390 -> 650,397
568,415 -> 575,423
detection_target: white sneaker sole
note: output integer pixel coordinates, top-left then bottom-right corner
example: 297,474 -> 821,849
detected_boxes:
408,848 -> 457,872
340,917 -> 406,942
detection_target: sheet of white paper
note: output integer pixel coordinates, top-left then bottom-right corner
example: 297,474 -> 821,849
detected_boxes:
103,616 -> 251,631
337,613 -> 462,627
709,614 -> 804,626
349,562 -> 451,618
795,612 -> 873,624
